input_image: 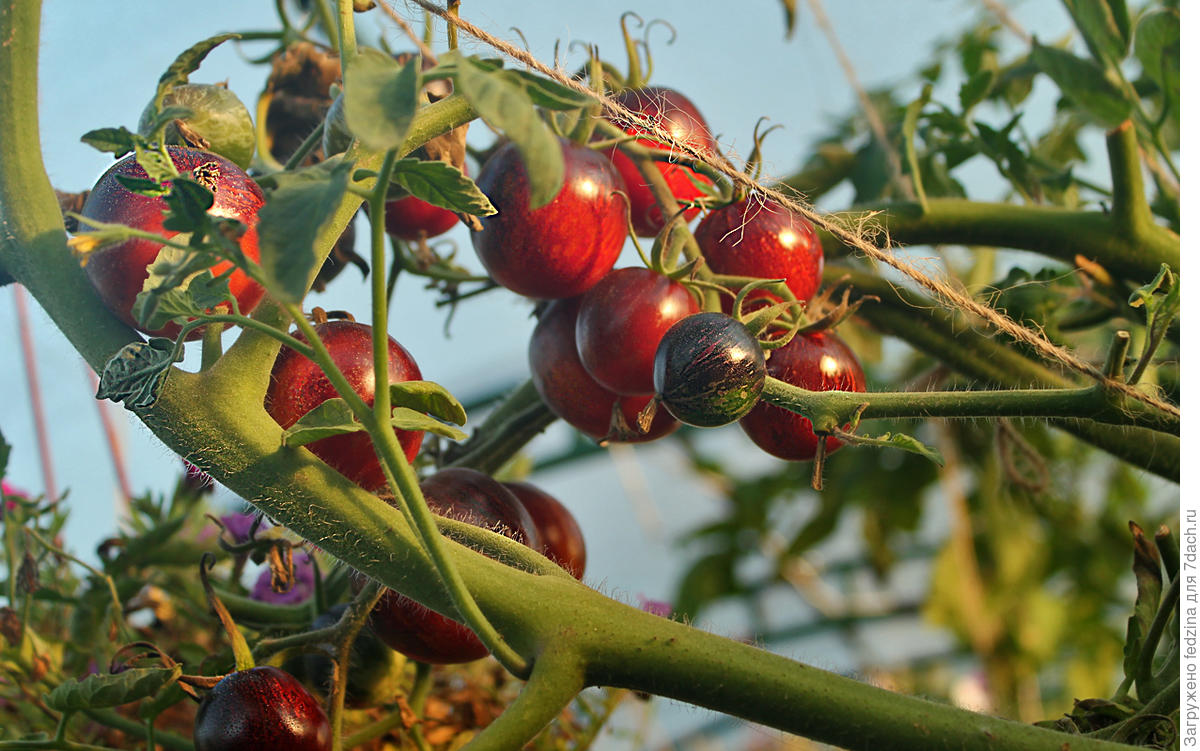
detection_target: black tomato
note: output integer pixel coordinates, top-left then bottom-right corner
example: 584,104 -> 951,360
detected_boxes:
193,666 -> 331,751
503,481 -> 587,580
653,313 -> 767,428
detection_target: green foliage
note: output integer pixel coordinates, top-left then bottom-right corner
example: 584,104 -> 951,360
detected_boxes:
389,157 -> 496,215
95,338 -> 181,409
45,666 -> 182,712
343,49 -> 420,151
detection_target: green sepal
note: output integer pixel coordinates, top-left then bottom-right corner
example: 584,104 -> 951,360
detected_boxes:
256,162 -> 353,303
389,381 -> 468,426
389,158 -> 496,216
96,338 -> 182,410
343,49 -> 420,151
45,666 -> 182,712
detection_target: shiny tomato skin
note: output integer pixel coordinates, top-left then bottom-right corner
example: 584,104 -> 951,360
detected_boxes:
502,481 -> 587,580
694,195 -> 823,308
79,146 -> 265,338
472,139 -> 627,299
369,468 -> 538,664
530,298 -> 679,443
605,87 -> 717,237
575,268 -> 700,396
653,313 -> 767,428
383,195 -> 459,241
264,321 -> 423,490
739,332 -> 866,461
193,666 -> 331,751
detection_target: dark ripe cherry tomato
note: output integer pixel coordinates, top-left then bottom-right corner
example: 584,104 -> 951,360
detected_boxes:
530,298 -> 679,443
604,87 -> 717,237
79,146 -> 265,339
502,481 -> 587,580
694,194 -> 824,308
739,332 -> 866,461
575,267 -> 700,395
193,666 -> 331,751
264,320 -> 423,490
472,139 -> 627,299
653,312 -> 767,428
369,468 -> 538,664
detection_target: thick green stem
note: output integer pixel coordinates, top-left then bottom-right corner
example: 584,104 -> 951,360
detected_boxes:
818,197 -> 1178,283
461,646 -> 586,750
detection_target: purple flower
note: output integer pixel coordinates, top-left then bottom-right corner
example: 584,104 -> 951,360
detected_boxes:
251,552 -> 315,605
220,512 -> 262,545
638,595 -> 672,619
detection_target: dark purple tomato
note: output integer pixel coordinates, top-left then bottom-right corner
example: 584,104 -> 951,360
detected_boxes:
530,298 -> 680,443
604,87 -> 717,237
472,139 -> 627,299
653,313 -> 767,428
502,481 -> 587,580
79,146 -> 265,338
264,320 -> 424,490
575,267 -> 700,395
739,332 -> 866,461
193,666 -> 331,751
369,468 -> 539,664
694,195 -> 823,308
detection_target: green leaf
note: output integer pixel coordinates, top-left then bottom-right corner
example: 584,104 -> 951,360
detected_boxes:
80,127 -> 137,156
390,408 -> 468,442
343,49 -> 420,151
152,33 -> 241,112
390,159 -> 496,216
455,56 -> 564,208
1031,39 -> 1132,128
509,70 -> 592,111
114,175 -> 169,197
840,430 -> 945,466
389,381 -> 467,425
161,178 -> 215,235
257,162 -> 353,303
133,269 -> 232,332
1061,0 -> 1131,68
281,399 -> 363,447
1121,523 -> 1163,682
0,428 -> 10,480
96,339 -> 181,410
1134,9 -> 1180,116
45,666 -> 181,712
958,69 -> 996,113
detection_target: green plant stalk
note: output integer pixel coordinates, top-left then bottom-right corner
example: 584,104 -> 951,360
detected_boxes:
334,0 -> 356,71
461,646 -> 585,750
327,581 -> 385,751
825,266 -> 1180,480
0,3 -> 1155,748
760,375 -> 1177,435
817,197 -> 1178,284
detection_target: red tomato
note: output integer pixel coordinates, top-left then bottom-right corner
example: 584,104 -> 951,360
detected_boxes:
503,481 -> 587,579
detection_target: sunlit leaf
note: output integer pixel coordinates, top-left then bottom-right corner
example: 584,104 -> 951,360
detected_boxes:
390,159 -> 495,216
343,49 -> 421,151
389,381 -> 468,426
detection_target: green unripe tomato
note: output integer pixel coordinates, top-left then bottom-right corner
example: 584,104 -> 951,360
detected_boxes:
139,83 -> 255,170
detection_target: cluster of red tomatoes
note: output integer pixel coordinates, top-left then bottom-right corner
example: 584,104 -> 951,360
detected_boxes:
77,80 -> 869,751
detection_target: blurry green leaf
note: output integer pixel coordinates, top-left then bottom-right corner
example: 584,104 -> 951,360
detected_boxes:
390,158 -> 495,216
0,429 -> 9,479
509,71 -> 592,111
46,667 -> 181,712
161,178 -> 215,235
674,551 -> 738,620
850,137 -> 890,204
257,162 -> 353,303
1061,0 -> 1131,69
1134,9 -> 1180,118
1121,522 -> 1163,682
389,381 -> 467,426
96,339 -> 181,410
152,33 -> 240,112
784,490 -> 843,558
344,49 -> 420,151
455,56 -> 564,208
903,84 -> 933,210
975,116 -> 1040,201
1031,40 -> 1132,128
959,69 -> 996,113
106,515 -> 190,571
841,430 -> 944,466
779,0 -> 797,38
